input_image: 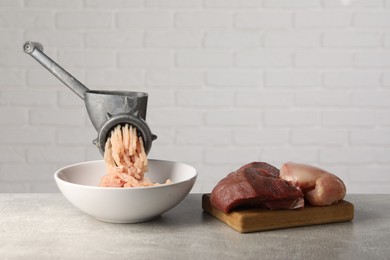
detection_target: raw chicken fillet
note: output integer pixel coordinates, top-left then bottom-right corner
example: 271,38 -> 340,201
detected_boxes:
280,162 -> 346,206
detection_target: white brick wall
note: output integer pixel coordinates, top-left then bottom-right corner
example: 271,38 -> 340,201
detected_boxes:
1,0 -> 390,194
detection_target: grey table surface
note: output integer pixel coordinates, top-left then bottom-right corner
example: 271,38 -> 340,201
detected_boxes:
0,194 -> 389,260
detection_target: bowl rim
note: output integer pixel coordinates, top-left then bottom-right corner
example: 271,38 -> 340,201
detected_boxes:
54,159 -> 197,191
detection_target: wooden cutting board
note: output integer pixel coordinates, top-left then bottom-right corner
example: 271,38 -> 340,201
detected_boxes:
202,194 -> 354,233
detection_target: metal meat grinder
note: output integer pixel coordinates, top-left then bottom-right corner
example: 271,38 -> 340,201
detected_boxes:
23,41 -> 157,155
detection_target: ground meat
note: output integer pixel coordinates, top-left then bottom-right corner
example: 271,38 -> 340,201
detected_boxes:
99,124 -> 171,187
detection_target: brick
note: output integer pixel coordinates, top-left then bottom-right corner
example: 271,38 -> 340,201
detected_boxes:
378,111 -> 390,126
203,147 -> 260,164
234,129 -> 290,145
324,70 -> 381,87
323,0 -> 384,7
205,110 -> 262,126
57,127 -> 96,145
348,183 -> 390,194
294,91 -> 350,107
118,51 -> 174,68
31,182 -> 59,193
265,70 -> 320,87
206,69 -> 263,87
0,146 -> 26,163
0,0 -> 22,7
354,12 -> 390,27
85,31 -> 143,48
58,90 -> 86,108
376,148 -> 390,163
0,108 -> 27,126
0,29 -> 22,48
236,50 -> 293,67
194,180 -> 215,192
56,12 -> 112,29
85,118 -> 95,129
0,183 -> 31,193
84,0 -> 143,8
191,165 -> 228,183
295,51 -> 352,67
205,0 -> 263,8
176,12 -> 232,27
0,163 -> 57,181
264,0 -> 321,8
204,31 -> 261,48
385,33 -> 390,48
27,146 -> 86,163
147,90 -> 175,107
85,69 -> 145,88
146,69 -> 203,87
25,29 -> 83,47
25,0 -> 81,8
292,129 -> 348,145
0,90 -> 57,106
319,148 -> 375,164
264,31 -> 320,48
351,91 -> 390,107
147,109 -> 203,126
0,69 -> 25,86
58,51 -> 115,68
0,48 -> 55,68
0,127 -> 55,144
264,110 -> 319,126
176,51 -> 233,67
295,11 -> 352,28
26,68 -> 85,88
146,126 -> 175,145
85,146 -> 103,161
355,52 -> 390,67
235,91 -> 293,107
176,127 -> 232,145
0,11 -> 53,29
261,148 -> 319,165
29,108 -> 86,126
322,110 -> 375,126
145,31 -> 202,48
350,130 -> 390,145
349,166 -> 390,184
191,182 -> 203,193
323,32 -> 381,48
117,11 -> 173,28
236,12 -> 293,28
145,0 -> 203,8
196,165 -> 234,182
176,90 -> 234,107
384,71 -> 390,86
148,146 -> 203,163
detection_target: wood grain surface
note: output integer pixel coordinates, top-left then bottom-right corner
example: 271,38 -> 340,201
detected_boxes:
202,194 -> 354,233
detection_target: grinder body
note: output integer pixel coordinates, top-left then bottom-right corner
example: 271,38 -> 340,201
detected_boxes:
23,41 -> 157,155
85,90 -> 156,155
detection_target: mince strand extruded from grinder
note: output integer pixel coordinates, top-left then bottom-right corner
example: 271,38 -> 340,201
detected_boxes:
23,41 -> 157,155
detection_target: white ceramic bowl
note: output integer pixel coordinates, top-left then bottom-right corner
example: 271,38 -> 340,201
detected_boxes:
54,159 -> 197,223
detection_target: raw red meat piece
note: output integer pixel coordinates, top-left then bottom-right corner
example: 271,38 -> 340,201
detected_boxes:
210,162 -> 304,213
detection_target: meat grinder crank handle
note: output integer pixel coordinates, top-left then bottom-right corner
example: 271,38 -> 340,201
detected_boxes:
23,41 -> 89,100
